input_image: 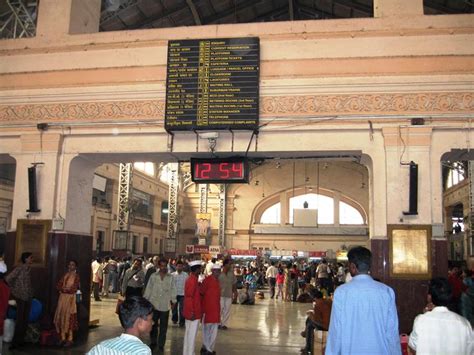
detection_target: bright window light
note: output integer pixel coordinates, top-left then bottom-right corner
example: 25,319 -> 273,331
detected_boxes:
340,201 -> 364,224
289,193 -> 333,224
260,203 -> 280,224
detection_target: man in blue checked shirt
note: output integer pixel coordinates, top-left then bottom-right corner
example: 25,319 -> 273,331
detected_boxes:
325,246 -> 401,355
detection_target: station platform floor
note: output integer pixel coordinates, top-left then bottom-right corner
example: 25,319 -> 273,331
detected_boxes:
4,292 -> 312,354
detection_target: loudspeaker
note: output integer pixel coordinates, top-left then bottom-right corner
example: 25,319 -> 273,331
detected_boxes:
403,162 -> 418,215
27,166 -> 40,213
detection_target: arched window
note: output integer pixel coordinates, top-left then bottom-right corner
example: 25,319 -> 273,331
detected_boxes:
447,162 -> 465,188
260,202 -> 281,224
258,192 -> 365,225
339,201 -> 364,224
289,193 -> 334,224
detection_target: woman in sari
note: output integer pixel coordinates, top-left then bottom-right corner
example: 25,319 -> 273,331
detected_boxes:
54,260 -> 80,347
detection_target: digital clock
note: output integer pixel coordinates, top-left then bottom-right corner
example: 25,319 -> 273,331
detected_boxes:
191,158 -> 249,183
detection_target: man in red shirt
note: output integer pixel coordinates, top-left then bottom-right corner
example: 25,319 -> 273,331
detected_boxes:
200,264 -> 221,355
183,261 -> 203,355
448,266 -> 465,313
300,290 -> 332,355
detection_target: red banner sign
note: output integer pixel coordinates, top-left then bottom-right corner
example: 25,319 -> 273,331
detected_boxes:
227,248 -> 258,256
308,251 -> 327,258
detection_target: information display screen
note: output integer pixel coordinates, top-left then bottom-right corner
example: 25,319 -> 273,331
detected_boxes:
165,37 -> 259,132
191,158 -> 249,183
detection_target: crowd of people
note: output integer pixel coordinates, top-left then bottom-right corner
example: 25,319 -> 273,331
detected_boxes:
0,249 -> 472,354
89,250 -> 474,355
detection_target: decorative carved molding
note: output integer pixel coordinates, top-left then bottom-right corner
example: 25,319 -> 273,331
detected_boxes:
0,92 -> 471,124
0,100 -> 165,123
261,92 -> 473,116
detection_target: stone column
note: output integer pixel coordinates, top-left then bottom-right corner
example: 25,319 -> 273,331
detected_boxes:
374,0 -> 424,18
36,0 -> 101,39
6,135 -> 94,342
371,126 -> 447,334
10,133 -> 63,224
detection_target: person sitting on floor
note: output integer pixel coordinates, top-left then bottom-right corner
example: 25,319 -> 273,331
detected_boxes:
86,296 -> 153,355
238,283 -> 255,305
297,284 -> 315,303
300,290 -> 332,355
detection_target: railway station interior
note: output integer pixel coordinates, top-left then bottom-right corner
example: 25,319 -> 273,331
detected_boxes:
0,0 -> 473,354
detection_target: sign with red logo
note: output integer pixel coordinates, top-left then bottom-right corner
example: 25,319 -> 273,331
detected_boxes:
193,245 -> 209,254
308,251 -> 327,258
186,245 -> 210,254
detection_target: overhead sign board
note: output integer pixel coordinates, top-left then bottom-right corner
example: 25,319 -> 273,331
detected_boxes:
165,37 -> 259,132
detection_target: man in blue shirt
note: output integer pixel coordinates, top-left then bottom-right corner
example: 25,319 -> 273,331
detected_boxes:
326,246 -> 401,355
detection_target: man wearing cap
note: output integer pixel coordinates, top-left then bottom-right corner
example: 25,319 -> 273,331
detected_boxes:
200,264 -> 221,355
183,260 -> 203,355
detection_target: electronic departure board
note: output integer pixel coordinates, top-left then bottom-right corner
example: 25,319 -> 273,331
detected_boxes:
165,37 -> 259,132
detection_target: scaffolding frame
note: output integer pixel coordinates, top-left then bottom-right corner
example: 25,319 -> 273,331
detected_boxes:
1,0 -> 37,39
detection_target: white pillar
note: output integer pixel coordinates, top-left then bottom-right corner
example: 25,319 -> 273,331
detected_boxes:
36,0 -> 101,39
10,133 -> 63,227
64,155 -> 98,234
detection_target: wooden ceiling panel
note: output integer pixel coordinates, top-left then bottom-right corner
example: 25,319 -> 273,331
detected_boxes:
137,0 -> 164,18
96,0 -> 472,32
195,0 -> 215,19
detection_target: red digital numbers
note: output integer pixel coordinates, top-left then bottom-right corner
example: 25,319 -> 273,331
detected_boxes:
232,162 -> 243,177
219,163 -> 230,178
192,159 -> 247,182
195,163 -> 211,179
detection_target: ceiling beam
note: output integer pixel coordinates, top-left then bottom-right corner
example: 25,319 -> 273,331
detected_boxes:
289,0 -> 294,20
297,4 -> 339,19
254,4 -> 291,22
205,0 -> 264,24
186,0 -> 202,25
332,0 -> 373,15
423,0 -> 469,14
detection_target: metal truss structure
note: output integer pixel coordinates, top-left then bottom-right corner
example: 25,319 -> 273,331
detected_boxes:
117,163 -> 133,231
166,163 -> 179,253
218,184 -> 226,247
0,0 -> 37,39
100,0 -> 138,23
199,184 -> 208,214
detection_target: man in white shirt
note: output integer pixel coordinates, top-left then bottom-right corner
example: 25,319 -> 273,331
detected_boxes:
143,259 -> 177,351
409,277 -> 474,355
205,258 -> 216,276
265,262 -> 278,299
218,259 -> 236,329
171,260 -> 188,327
91,257 -> 103,301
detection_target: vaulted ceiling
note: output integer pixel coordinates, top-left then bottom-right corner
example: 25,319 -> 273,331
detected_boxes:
99,0 -> 473,32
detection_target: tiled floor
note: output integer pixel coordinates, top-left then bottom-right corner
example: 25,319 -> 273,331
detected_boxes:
4,293 -> 311,354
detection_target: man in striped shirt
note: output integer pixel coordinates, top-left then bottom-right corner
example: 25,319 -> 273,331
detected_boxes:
87,296 -> 153,355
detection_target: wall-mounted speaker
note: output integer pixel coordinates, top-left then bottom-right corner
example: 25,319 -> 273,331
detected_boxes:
403,162 -> 418,215
27,166 -> 40,213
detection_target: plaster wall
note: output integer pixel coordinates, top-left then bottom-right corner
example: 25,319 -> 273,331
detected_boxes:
0,0 -> 472,249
